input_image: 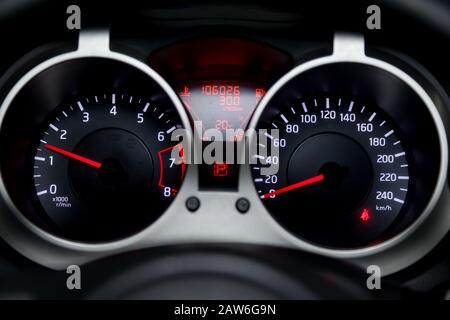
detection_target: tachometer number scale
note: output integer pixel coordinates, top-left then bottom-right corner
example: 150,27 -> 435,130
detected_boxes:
32,93 -> 184,241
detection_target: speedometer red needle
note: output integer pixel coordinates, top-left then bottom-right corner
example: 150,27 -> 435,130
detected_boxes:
45,144 -> 102,169
261,174 -> 325,199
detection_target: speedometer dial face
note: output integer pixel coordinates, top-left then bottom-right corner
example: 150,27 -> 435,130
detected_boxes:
251,95 -> 411,248
32,93 -> 185,242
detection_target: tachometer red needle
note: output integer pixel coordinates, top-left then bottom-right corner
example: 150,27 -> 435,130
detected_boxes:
45,144 -> 102,169
261,174 -> 325,199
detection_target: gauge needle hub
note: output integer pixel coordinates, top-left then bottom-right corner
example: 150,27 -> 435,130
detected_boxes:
261,174 -> 324,199
45,144 -> 102,169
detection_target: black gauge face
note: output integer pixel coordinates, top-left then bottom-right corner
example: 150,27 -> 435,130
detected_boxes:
32,93 -> 185,242
251,96 -> 410,248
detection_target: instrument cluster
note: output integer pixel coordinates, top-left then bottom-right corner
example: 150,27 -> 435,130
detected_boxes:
0,31 -> 448,275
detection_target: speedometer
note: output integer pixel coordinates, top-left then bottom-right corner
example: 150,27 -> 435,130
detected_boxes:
251,95 -> 410,248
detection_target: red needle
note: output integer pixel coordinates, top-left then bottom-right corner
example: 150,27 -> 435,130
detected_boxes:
261,174 -> 325,199
45,144 -> 102,169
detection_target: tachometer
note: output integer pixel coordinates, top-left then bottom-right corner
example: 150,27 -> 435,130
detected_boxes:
32,93 -> 185,242
251,95 -> 410,248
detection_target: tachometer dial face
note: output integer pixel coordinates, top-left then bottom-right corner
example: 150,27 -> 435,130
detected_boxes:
251,96 -> 410,248
32,93 -> 185,242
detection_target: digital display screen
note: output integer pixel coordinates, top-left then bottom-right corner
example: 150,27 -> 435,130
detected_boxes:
178,80 -> 266,190
178,80 -> 266,141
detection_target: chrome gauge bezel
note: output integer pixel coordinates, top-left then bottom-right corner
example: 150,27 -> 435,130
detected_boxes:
0,30 -> 193,251
244,33 -> 449,273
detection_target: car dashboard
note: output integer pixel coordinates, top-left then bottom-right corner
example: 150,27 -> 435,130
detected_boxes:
0,0 -> 450,300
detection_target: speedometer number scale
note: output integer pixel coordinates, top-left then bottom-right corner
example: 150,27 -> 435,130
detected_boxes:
252,96 -> 410,248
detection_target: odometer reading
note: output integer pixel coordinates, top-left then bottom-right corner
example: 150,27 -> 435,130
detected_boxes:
251,96 -> 410,248
179,80 -> 266,140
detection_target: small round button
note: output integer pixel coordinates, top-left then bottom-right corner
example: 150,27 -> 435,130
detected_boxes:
186,196 -> 200,212
236,198 -> 250,214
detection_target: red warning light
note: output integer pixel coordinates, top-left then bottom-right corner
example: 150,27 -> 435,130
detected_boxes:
255,88 -> 266,98
180,86 -> 190,97
360,208 -> 371,221
213,163 -> 229,177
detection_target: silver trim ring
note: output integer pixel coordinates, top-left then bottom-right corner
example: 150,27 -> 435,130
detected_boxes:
0,30 -> 193,252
